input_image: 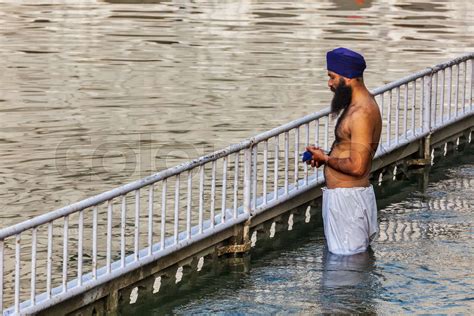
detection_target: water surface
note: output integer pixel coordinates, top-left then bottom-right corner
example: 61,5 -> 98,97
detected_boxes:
0,0 -> 473,227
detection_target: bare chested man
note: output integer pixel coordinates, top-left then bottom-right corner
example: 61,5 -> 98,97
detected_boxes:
306,47 -> 382,255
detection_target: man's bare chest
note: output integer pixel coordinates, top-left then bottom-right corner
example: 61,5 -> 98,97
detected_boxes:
335,115 -> 351,142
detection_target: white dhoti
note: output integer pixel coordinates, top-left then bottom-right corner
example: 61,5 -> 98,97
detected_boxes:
322,185 -> 378,255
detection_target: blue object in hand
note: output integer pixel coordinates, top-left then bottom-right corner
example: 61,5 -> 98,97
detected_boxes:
302,151 -> 313,162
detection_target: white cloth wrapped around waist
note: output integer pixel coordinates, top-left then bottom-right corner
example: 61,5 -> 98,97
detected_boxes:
322,185 -> 378,255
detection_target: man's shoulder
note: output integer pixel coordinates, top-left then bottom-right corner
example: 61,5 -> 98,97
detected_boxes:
349,105 -> 376,120
347,100 -> 381,135
351,97 -> 380,120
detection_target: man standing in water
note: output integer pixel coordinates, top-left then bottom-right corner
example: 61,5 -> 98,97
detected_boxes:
306,47 -> 382,255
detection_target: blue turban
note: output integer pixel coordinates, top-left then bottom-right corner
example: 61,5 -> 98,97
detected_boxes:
326,47 -> 366,79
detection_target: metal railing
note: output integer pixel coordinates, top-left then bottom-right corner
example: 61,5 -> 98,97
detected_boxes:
0,53 -> 472,315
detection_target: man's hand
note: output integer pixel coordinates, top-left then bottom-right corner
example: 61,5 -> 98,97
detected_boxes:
305,146 -> 329,168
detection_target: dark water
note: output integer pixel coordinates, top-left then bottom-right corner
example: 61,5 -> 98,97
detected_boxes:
129,144 -> 473,314
0,0 -> 473,228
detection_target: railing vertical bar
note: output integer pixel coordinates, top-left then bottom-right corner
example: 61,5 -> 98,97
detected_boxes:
221,159 -> 227,224
462,61 -> 467,114
379,93 -> 384,139
387,90 -> 392,145
148,184 -> 154,253
78,210 -> 84,285
233,154 -> 239,219
263,140 -> 268,204
252,145 -> 258,209
62,216 -> 68,292
420,76 -> 425,131
120,195 -> 126,268
323,117 -> 329,181
424,74 -> 433,132
433,71 -> 438,126
470,59 -> 473,111
187,171 -> 193,236
294,127 -> 299,188
30,228 -> 37,305
210,161 -> 216,228
455,63 -> 460,117
174,175 -> 180,243
395,87 -> 400,143
274,135 -> 279,200
134,189 -> 140,260
403,84 -> 408,138
284,131 -> 289,195
199,164 -> 205,229
14,234 -> 20,313
161,179 -> 167,250
448,66 -> 452,119
380,93 -> 385,138
324,116 -> 329,152
411,83 -> 416,135
46,222 -> 52,299
106,202 -> 112,274
440,69 -> 445,123
92,206 -> 97,279
314,119 -> 320,179
0,240 -> 3,313
243,147 -> 252,214
304,123 -> 309,185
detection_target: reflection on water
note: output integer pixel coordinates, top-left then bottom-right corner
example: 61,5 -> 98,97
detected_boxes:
329,0 -> 373,11
322,249 -> 374,288
320,249 -> 378,314
394,1 -> 446,12
103,0 -> 166,3
0,0 -> 473,230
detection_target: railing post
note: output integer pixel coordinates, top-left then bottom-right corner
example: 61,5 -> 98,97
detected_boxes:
470,59 -> 473,112
416,72 -> 434,165
423,72 -> 433,133
243,146 -> 252,214
0,239 -> 3,314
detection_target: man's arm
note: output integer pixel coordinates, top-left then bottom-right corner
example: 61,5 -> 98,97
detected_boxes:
310,111 -> 374,177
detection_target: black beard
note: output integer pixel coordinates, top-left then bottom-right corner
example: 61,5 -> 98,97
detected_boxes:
330,80 -> 353,117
